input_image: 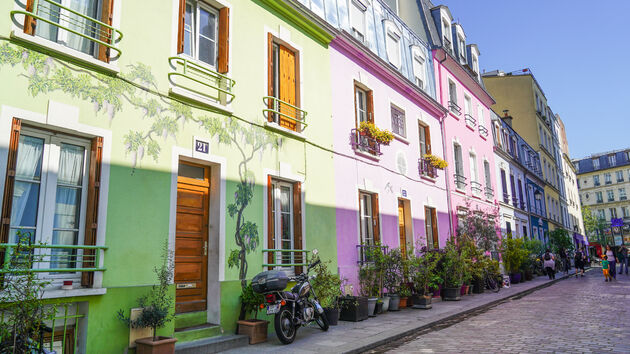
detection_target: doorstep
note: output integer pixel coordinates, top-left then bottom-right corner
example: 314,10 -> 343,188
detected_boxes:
174,323 -> 221,343
220,272 -> 578,353
175,334 -> 249,354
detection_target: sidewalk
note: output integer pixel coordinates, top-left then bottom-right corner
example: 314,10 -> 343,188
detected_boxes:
222,272 -> 579,354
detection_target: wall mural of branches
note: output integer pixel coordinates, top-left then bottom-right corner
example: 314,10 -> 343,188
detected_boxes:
0,41 -> 282,291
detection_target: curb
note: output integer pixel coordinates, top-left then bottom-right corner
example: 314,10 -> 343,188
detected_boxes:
342,270 -> 591,354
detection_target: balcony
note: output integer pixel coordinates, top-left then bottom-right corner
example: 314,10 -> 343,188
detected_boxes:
263,96 -> 308,133
443,37 -> 453,54
448,101 -> 462,116
520,201 -> 527,210
356,244 -> 388,265
594,181 -> 601,186
419,158 -> 438,178
621,196 -> 627,201
479,125 -> 488,138
454,174 -> 467,190
351,129 -> 382,156
596,199 -> 603,204
484,186 -> 494,199
512,196 -> 519,208
262,249 -> 309,273
471,181 -> 483,196
608,197 -> 615,202
503,193 -> 510,204
464,114 -> 476,129
10,0 -> 123,60
0,244 -> 106,274
168,57 -> 235,105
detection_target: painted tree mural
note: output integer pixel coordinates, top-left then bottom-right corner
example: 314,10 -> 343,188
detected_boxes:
0,41 -> 281,292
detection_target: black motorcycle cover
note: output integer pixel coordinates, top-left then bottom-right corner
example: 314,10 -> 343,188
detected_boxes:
252,270 -> 289,293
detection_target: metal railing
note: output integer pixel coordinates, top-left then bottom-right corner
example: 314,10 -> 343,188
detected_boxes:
454,174 -> 467,190
168,57 -> 235,103
621,196 -> 627,201
356,244 -> 388,265
485,186 -> 494,199
262,249 -> 309,270
263,96 -> 307,132
418,158 -> 437,178
351,129 -> 382,156
443,37 -> 452,54
10,0 -> 123,59
479,125 -> 488,137
520,201 -> 527,210
512,196 -> 519,208
448,101 -> 461,116
503,193 -> 510,204
471,181 -> 482,196
464,114 -> 476,128
0,244 -> 106,273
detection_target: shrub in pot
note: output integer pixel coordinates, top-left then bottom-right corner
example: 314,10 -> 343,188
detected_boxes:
118,244 -> 177,354
359,244 -> 387,315
500,236 -> 528,285
383,249 -> 404,311
409,246 -> 441,309
339,296 -> 368,322
399,284 -> 412,308
237,282 -> 268,344
310,257 -> 342,325
441,240 -> 464,301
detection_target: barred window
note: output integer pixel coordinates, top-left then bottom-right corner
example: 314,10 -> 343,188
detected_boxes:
390,105 -> 406,138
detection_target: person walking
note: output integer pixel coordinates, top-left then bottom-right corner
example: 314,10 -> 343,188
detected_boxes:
602,255 -> 612,282
574,247 -> 585,278
560,248 -> 570,275
543,249 -> 555,280
605,245 -> 617,280
617,245 -> 628,275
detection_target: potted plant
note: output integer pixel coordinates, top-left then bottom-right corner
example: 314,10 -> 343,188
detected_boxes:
358,121 -> 395,145
310,257 -> 343,325
500,236 -> 527,284
236,282 -> 268,344
399,283 -> 412,308
441,239 -> 464,301
118,244 -> 177,353
339,294 -> 369,322
410,247 -> 441,309
383,248 -> 404,311
423,154 -> 448,169
359,265 -> 379,317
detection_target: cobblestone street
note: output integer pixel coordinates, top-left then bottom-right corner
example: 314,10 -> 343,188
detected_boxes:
383,270 -> 630,353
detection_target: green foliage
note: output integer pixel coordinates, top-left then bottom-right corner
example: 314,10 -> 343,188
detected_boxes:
0,232 -> 54,353
240,282 -> 264,320
310,256 -> 343,309
456,203 -> 500,252
382,248 -> 404,294
500,236 -> 528,274
582,205 -> 607,244
441,239 -> 464,288
408,246 -> 442,295
549,229 -> 573,254
358,245 -> 387,297
118,242 -> 174,341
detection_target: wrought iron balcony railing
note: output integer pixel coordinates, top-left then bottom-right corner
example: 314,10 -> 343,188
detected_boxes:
10,0 -> 123,59
262,249 -> 309,272
443,37 -> 452,54
464,114 -> 476,128
471,181 -> 483,196
351,129 -> 382,156
454,174 -> 467,190
448,101 -> 462,116
520,201 -> 527,210
512,196 -> 519,208
503,193 -> 510,204
263,96 -> 308,132
418,158 -> 437,178
0,244 -> 106,273
168,57 -> 235,103
479,125 -> 488,137
485,186 -> 494,199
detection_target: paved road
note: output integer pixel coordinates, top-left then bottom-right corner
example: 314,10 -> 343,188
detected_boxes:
382,270 -> 630,353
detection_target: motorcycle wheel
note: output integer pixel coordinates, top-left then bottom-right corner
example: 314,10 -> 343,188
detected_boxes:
315,311 -> 329,331
274,306 -> 297,344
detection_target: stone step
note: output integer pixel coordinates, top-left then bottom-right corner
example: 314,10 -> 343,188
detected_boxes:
175,334 -> 249,354
175,311 -> 208,329
174,323 -> 222,343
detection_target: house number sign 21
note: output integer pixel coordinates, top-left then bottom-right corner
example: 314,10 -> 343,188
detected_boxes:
195,140 -> 209,154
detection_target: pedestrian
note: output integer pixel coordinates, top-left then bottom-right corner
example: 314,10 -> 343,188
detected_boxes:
605,245 -> 617,280
617,245 -> 628,275
574,247 -> 585,278
559,248 -> 570,275
602,255 -> 612,282
543,249 -> 555,280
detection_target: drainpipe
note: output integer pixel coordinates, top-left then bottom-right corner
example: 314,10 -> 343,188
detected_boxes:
436,49 -> 455,238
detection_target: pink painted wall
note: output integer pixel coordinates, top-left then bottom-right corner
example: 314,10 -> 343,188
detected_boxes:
330,40 -> 450,294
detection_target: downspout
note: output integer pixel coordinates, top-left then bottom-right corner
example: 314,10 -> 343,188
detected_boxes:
436,50 -> 455,238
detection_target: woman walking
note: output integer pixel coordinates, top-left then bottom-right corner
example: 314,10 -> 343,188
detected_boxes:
605,245 -> 617,280
574,247 -> 585,278
543,249 -> 556,280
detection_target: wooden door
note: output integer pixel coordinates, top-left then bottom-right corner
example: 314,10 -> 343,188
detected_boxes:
278,44 -> 297,130
398,199 -> 407,258
175,162 -> 209,314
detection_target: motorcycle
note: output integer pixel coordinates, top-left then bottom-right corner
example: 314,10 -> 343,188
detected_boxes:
251,249 -> 328,344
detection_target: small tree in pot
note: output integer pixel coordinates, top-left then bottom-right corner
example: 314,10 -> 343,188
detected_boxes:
237,282 -> 268,344
441,239 -> 464,301
500,236 -> 528,284
409,246 -> 441,309
383,248 -> 404,311
310,257 -> 342,325
118,243 -> 176,353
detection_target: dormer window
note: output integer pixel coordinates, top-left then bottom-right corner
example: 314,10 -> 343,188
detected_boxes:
442,19 -> 452,53
458,35 -> 466,62
350,0 -> 367,42
384,21 -> 401,68
411,46 -> 426,90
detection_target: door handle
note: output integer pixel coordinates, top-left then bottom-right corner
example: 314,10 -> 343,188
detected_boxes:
204,241 -> 208,256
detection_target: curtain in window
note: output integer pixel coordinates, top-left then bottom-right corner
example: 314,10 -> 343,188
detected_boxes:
10,136 -> 44,243
36,0 -> 100,56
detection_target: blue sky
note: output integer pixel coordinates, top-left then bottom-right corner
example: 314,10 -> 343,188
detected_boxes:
441,0 -> 630,159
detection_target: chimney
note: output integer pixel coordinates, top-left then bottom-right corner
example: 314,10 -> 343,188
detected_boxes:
502,109 -> 513,127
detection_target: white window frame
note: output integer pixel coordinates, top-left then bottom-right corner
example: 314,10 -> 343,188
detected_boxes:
183,0 -> 220,68
355,85 -> 368,124
270,180 -> 295,270
411,46 -> 426,90
349,0 -> 367,43
384,21 -> 402,68
390,104 -> 406,138
359,191 -> 375,246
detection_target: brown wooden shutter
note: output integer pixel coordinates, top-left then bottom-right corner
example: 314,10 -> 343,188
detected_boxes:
217,7 -> 230,74
267,33 -> 274,122
177,0 -> 186,54
367,90 -> 374,123
372,193 -> 380,243
293,182 -> 303,274
267,175 -> 274,270
0,118 -> 21,244
24,0 -> 36,35
98,0 -> 114,63
353,85 -> 359,128
425,125 -> 432,155
81,136 -> 103,287
431,208 -> 439,249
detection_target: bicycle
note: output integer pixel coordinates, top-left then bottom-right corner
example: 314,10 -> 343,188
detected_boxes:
484,269 -> 501,293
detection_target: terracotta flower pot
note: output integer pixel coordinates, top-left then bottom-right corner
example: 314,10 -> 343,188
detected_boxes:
237,319 -> 269,344
399,296 -> 408,308
135,336 -> 177,354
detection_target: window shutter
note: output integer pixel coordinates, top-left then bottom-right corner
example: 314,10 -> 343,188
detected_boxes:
292,181 -> 303,274
267,175 -> 274,270
425,125 -> 432,155
431,208 -> 439,248
177,0 -> 186,54
372,193 -> 380,243
0,118 -> 21,244
24,0 -> 36,35
366,90 -> 374,123
267,33 -> 274,122
98,0 -> 114,63
217,7 -> 230,74
81,136 -> 103,287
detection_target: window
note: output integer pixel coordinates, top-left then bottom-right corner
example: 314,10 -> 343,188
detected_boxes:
464,96 -> 474,127
477,105 -> 485,130
609,154 -> 616,166
472,55 -> 479,76
457,35 -> 466,62
505,221 -> 512,236
623,206 -> 630,218
453,143 -> 465,189
610,208 -> 618,219
349,0 -> 367,42
411,47 -> 426,89
484,160 -> 492,189
25,0 -> 114,62
354,85 -> 373,125
469,152 -> 478,183
385,24 -> 401,68
596,191 -> 603,203
593,175 -> 600,186
448,80 -> 459,114
359,191 -> 380,246
500,169 -> 508,203
442,20 -> 452,53
598,209 -> 605,220
1,122 -> 102,285
617,170 -> 624,182
390,105 -> 406,138
522,225 -> 527,239
607,190 -> 614,202
518,179 -> 524,208
268,35 -> 301,131
425,206 -> 439,249
418,123 -> 431,157
268,177 -> 302,272
605,173 -> 612,184
620,188 -> 627,200
593,158 -> 600,169
181,0 -> 220,68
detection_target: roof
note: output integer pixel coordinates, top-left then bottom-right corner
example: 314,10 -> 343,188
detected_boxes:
572,148 -> 630,174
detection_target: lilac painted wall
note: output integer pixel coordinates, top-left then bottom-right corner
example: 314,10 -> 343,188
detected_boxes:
331,37 -> 450,294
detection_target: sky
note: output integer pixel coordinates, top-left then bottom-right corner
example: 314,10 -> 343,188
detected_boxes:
440,0 -> 630,159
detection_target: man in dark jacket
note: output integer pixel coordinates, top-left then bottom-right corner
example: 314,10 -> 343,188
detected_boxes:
618,246 -> 628,275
